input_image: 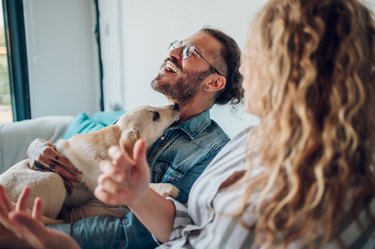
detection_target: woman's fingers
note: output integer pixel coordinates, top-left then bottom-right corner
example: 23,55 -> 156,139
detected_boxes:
16,186 -> 31,212
99,160 -> 126,183
96,165 -> 132,205
32,197 -> 43,221
96,142 -> 150,207
9,212 -> 45,249
0,186 -> 27,239
97,174 -> 121,194
108,146 -> 133,168
10,212 -> 44,235
94,185 -> 118,205
0,185 -> 13,212
133,139 -> 149,177
0,186 -> 12,224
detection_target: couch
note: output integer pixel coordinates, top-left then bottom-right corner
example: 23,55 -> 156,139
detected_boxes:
0,115 -> 74,173
0,111 -> 124,174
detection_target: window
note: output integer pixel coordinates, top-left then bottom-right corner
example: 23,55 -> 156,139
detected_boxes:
1,0 -> 30,123
0,1 -> 11,124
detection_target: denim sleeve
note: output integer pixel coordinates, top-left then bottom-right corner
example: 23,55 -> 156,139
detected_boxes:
49,213 -> 158,249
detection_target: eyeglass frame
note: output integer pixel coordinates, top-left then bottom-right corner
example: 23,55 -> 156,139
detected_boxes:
168,40 -> 223,76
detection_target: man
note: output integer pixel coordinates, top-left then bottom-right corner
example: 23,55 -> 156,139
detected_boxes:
1,27 -> 243,249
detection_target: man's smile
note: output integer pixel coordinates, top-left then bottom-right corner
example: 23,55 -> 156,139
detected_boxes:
164,61 -> 178,73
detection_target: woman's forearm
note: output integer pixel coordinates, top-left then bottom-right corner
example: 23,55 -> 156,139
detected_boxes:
129,187 -> 175,243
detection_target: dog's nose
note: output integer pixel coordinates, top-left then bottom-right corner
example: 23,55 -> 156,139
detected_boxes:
171,103 -> 179,111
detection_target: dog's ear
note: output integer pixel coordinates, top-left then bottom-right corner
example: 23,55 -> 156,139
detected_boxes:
119,129 -> 141,158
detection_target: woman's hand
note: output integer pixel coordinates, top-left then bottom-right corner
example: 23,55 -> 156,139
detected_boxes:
94,139 -> 150,208
95,139 -> 177,243
0,185 -> 80,249
27,139 -> 82,192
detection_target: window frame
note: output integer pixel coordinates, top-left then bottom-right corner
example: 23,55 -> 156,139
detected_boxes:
2,0 -> 30,121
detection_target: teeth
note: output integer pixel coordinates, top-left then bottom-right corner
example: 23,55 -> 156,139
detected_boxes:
165,61 -> 178,73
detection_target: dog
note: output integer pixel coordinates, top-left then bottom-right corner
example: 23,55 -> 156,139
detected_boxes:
0,104 -> 180,222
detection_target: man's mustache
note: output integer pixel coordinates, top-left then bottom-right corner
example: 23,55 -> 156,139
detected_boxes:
160,57 -> 183,71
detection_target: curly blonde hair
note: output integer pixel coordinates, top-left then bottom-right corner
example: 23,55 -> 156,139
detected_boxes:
239,0 -> 375,247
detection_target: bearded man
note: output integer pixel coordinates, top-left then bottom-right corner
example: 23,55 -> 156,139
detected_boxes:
11,27 -> 243,249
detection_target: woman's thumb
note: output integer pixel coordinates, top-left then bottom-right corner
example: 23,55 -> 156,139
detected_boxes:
133,139 -> 148,171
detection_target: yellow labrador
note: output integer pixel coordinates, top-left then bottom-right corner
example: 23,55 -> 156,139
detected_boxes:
0,104 -> 180,221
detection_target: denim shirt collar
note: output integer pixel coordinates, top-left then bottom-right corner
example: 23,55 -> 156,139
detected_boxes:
166,109 -> 211,140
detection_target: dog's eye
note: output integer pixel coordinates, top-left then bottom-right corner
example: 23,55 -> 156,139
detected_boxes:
152,111 -> 160,121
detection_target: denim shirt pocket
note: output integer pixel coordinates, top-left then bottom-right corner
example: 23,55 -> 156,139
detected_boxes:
152,159 -> 186,183
162,163 -> 186,182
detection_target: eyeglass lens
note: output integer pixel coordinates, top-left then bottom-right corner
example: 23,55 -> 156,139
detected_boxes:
168,41 -> 195,60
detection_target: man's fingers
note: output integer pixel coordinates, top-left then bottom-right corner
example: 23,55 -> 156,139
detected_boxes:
16,186 -> 31,212
37,156 -> 81,183
43,153 -> 81,178
36,148 -> 82,178
50,154 -> 82,175
60,160 -> 82,175
53,166 -> 81,183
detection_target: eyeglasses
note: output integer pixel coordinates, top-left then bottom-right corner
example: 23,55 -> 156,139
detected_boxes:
168,40 -> 222,76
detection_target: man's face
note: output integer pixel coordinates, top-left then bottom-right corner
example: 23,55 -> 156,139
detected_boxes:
151,32 -> 222,103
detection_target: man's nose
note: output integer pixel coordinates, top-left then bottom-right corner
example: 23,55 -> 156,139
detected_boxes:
168,47 -> 183,61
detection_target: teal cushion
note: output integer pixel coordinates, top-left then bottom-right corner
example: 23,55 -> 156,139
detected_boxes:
63,111 -> 124,139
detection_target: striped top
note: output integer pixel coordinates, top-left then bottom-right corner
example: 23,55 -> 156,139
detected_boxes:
156,126 -> 375,249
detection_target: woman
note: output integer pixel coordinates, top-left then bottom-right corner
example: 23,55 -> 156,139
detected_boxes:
1,0 -> 375,248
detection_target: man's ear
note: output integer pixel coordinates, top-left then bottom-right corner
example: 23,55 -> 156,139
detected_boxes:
119,129 -> 141,158
204,75 -> 226,92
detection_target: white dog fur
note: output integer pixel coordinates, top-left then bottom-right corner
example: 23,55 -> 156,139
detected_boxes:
0,104 -> 180,221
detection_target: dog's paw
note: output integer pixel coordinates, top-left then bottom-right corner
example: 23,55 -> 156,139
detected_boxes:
149,183 -> 180,198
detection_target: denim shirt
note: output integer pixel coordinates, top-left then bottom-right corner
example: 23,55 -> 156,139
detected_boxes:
147,109 -> 229,203
49,109 -> 229,249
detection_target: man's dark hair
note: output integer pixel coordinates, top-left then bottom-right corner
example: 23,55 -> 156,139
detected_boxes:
200,27 -> 243,106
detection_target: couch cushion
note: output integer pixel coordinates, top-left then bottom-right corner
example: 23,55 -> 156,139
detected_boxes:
63,111 -> 124,139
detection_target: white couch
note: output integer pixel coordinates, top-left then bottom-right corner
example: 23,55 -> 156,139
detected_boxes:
0,116 -> 74,173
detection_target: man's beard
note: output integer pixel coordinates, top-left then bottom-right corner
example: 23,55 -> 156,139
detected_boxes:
151,68 -> 212,103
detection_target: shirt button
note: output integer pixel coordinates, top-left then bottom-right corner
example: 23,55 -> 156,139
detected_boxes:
160,136 -> 165,141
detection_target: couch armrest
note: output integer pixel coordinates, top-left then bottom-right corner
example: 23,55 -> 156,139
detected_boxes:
0,115 -> 74,173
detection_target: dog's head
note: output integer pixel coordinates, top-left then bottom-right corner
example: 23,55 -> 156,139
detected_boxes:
116,104 -> 180,157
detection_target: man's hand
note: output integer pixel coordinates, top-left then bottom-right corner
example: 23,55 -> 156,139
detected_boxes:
0,185 -> 80,249
27,139 -> 82,191
94,139 -> 150,207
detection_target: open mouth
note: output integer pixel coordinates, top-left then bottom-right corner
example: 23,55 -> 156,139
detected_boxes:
164,61 -> 178,73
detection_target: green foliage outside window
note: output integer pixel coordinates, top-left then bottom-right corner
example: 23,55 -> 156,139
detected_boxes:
0,28 -> 10,105
0,28 -> 5,47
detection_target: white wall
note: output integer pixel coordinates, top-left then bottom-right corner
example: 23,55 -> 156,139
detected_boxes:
23,0 -> 100,118
22,0 -> 375,137
100,0 -> 375,138
99,0 -> 267,138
